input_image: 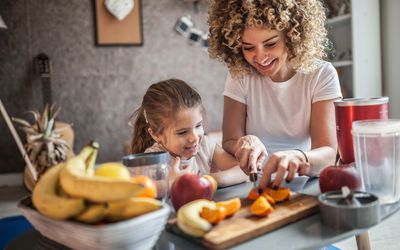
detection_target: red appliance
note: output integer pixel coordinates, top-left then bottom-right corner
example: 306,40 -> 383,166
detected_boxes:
334,97 -> 389,164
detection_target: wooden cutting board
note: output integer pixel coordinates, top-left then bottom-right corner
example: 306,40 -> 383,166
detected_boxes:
167,194 -> 319,249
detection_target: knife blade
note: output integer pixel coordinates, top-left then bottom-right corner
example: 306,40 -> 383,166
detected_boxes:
256,173 -> 309,192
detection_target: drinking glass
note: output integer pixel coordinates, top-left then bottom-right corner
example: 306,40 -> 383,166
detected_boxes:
122,152 -> 170,202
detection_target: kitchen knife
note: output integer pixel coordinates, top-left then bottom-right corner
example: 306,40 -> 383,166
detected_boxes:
256,173 -> 309,192
249,165 -> 258,189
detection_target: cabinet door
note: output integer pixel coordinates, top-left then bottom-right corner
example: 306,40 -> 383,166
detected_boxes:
351,0 -> 381,98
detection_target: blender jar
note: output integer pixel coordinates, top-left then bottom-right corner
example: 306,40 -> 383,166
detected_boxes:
122,152 -> 170,202
352,119 -> 400,204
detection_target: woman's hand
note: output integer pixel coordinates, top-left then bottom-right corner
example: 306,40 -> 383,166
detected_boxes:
233,135 -> 268,175
258,150 -> 311,189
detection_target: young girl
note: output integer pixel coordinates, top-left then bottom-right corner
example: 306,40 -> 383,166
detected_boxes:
129,78 -> 248,188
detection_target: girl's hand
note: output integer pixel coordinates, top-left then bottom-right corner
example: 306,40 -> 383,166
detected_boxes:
233,135 -> 268,175
168,157 -> 191,188
258,150 -> 311,189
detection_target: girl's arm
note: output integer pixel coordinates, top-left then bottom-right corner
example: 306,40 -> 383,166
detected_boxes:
211,144 -> 239,171
210,145 -> 248,187
211,166 -> 248,188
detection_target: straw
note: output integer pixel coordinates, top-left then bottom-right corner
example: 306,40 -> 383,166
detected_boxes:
0,99 -> 37,181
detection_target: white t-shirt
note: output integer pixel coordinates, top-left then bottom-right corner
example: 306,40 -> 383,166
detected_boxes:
223,60 -> 342,153
144,135 -> 217,175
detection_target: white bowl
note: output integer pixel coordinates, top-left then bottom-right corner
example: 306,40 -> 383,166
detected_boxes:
18,196 -> 171,250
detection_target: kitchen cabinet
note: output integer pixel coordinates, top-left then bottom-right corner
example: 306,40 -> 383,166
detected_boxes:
325,0 -> 381,98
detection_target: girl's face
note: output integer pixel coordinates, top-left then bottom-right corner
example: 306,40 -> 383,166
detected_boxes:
241,27 -> 294,82
157,106 -> 204,160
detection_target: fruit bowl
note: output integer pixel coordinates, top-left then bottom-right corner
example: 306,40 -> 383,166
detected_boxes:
18,196 -> 170,250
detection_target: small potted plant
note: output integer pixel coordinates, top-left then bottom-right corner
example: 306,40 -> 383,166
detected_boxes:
13,104 -> 74,191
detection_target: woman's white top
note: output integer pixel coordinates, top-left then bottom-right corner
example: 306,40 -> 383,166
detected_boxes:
223,60 -> 342,153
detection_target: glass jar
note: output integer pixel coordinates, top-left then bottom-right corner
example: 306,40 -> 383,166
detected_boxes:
122,152 -> 170,202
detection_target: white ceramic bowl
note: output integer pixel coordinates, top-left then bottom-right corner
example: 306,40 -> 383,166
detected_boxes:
18,196 -> 170,250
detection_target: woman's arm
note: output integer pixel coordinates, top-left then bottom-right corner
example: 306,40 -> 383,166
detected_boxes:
222,96 -> 247,154
259,99 -> 338,188
307,99 -> 338,173
222,97 -> 268,174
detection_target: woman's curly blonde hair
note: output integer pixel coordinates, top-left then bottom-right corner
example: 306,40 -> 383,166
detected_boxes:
208,0 -> 329,77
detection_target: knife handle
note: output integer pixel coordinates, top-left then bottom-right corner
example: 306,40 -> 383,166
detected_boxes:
249,172 -> 257,182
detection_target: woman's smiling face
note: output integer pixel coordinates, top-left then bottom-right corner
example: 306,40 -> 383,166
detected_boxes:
157,105 -> 204,160
241,27 -> 293,82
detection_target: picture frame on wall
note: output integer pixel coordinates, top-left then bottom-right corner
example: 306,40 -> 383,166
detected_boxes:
93,0 -> 143,46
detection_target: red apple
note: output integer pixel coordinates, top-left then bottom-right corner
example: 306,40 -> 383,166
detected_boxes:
170,173 -> 214,211
319,163 -> 362,193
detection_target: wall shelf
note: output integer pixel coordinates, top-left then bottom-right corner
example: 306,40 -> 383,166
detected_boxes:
326,0 -> 381,98
326,14 -> 351,26
332,60 -> 352,68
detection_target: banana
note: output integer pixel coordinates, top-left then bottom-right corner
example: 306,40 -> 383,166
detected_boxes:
106,197 -> 161,222
74,203 -> 108,224
55,143 -> 98,197
32,163 -> 86,220
177,218 -> 208,237
84,141 -> 99,176
177,199 -> 216,237
60,145 -> 144,202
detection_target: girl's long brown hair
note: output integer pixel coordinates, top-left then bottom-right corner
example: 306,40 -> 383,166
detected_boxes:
130,79 -> 203,154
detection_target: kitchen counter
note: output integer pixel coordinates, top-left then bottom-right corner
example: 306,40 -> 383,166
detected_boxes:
6,178 -> 400,249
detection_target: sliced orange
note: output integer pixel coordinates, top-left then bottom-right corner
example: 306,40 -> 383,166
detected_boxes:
247,187 -> 260,200
261,192 -> 276,205
264,187 -> 290,202
250,196 -> 274,217
131,175 -> 157,198
216,197 -> 241,217
200,206 -> 227,224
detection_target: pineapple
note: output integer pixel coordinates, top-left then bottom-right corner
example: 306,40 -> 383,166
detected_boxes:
12,104 -> 72,179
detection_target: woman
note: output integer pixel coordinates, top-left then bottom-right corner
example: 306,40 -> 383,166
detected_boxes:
208,0 -> 342,188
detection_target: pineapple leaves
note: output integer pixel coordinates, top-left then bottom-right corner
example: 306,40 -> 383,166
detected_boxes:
12,105 -> 72,178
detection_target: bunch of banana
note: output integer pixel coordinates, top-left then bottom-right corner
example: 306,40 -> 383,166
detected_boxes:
32,142 -> 162,224
32,162 -> 86,220
107,197 -> 161,222
177,199 -> 216,237
59,147 -> 144,202
74,203 -> 108,224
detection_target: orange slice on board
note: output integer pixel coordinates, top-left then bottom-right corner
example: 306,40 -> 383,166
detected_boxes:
264,187 -> 290,202
216,198 -> 241,217
261,192 -> 276,205
247,187 -> 261,200
200,205 -> 227,224
250,196 -> 274,217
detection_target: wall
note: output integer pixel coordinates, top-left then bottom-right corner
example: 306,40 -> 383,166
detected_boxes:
381,0 -> 400,118
0,0 -> 227,174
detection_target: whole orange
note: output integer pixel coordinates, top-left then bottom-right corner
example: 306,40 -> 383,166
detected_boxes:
131,175 -> 157,198
203,175 -> 218,193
